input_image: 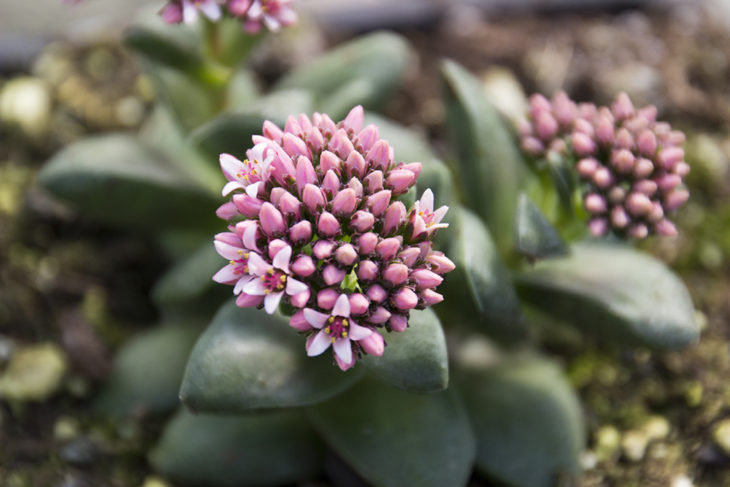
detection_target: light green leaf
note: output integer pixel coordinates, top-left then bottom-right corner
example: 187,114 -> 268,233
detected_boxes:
362,308 -> 448,393
515,193 -> 568,261
151,409 -> 323,487
94,323 -> 203,417
458,355 -> 584,487
515,242 -> 699,349
275,32 -> 412,117
309,378 -> 476,487
441,60 -> 526,255
179,301 -> 363,412
37,134 -> 219,231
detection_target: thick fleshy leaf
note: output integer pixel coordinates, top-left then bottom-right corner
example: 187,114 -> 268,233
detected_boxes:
151,409 -> 323,487
37,134 -> 219,230
361,308 -> 448,393
458,355 -> 584,487
275,32 -> 411,118
93,324 -> 203,417
180,301 -> 363,412
309,378 -> 476,487
515,242 -> 699,349
124,26 -> 206,80
515,193 -> 568,261
445,207 -> 526,342
441,60 -> 527,255
190,90 -> 313,158
226,69 -> 260,110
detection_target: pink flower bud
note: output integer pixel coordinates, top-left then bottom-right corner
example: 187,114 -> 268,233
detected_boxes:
289,310 -> 311,332
160,3 -> 183,23
322,170 -> 341,196
283,133 -> 310,159
654,219 -> 677,236
584,193 -> 607,214
289,288 -> 310,308
317,211 -> 342,237
376,237 -> 401,260
319,150 -> 341,174
314,113 -> 337,136
259,202 -> 286,236
331,188 -> 358,216
386,169 -> 415,194
307,127 -> 325,153
611,207 -> 630,228
588,218 -> 608,236
322,265 -> 346,286
398,247 -> 421,267
358,260 -> 379,281
366,140 -> 392,170
313,240 -> 335,260
233,194 -> 263,218
359,331 -> 384,356
285,116 -> 303,137
350,210 -> 375,232
596,115 -> 614,145
657,174 -> 682,192
667,130 -> 686,146
657,147 -> 684,169
302,184 -> 326,212
348,293 -> 370,316
552,91 -> 577,127
383,263 -> 409,286
608,187 -> 626,204
364,170 -> 384,193
410,269 -> 444,289
295,156 -> 317,191
674,162 -> 690,178
626,193 -> 653,216
335,243 -> 358,266
576,158 -> 599,179
348,177 -> 364,198
426,252 -> 456,274
572,132 -> 596,156
393,288 -> 418,310
664,189 -> 689,211
268,239 -> 288,260
344,150 -> 367,179
633,158 -> 654,178
278,191 -> 302,218
420,289 -> 444,306
529,93 -> 551,119
355,124 -> 379,152
330,129 -> 355,160
317,288 -> 339,310
366,284 -> 387,303
549,139 -> 567,154
369,306 -> 392,324
389,314 -> 408,332
216,201 -> 238,220
366,190 -> 392,216
611,92 -> 635,120
615,128 -> 634,150
535,112 -> 558,141
628,223 -> 649,239
648,202 -> 664,223
343,105 -> 364,133
521,137 -> 544,156
573,118 -> 595,136
236,293 -> 264,308
593,167 -> 614,189
401,162 -> 422,180
383,202 -> 407,235
637,129 -> 657,156
289,220 -> 312,242
611,149 -> 635,174
292,255 -> 315,277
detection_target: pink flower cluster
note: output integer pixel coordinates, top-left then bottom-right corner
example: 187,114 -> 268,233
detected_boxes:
212,106 -> 454,370
160,0 -> 296,32
519,91 -> 689,238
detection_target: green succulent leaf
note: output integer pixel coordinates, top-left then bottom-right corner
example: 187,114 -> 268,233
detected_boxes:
151,409 -> 323,487
441,60 -> 527,255
37,134 -> 219,231
275,32 -> 412,119
446,207 -> 526,342
515,242 -> 699,349
179,301 -> 363,412
94,323 -> 203,417
309,377 -> 476,487
361,308 -> 448,393
124,26 -> 207,80
515,193 -> 569,261
458,355 -> 584,487
190,90 -> 313,158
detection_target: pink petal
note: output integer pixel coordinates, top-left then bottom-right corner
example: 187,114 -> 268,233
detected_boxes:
233,275 -> 253,295
245,181 -> 261,198
303,308 -> 329,329
264,291 -> 284,314
348,322 -> 372,341
212,264 -> 238,284
272,245 -> 292,273
222,180 -> 243,196
419,188 -> 434,212
214,240 -> 244,260
243,278 -> 268,296
333,338 -> 352,364
246,252 -> 269,276
432,205 -> 449,224
332,294 -> 351,318
307,330 -> 332,356
286,277 -> 308,296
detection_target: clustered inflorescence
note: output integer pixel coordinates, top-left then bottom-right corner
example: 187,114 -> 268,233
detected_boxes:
160,0 -> 296,32
519,91 -> 689,238
212,106 -> 454,370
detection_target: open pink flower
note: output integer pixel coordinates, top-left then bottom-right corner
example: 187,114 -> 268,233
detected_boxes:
160,0 -> 223,24
410,189 -> 449,240
220,142 -> 273,197
304,294 -> 373,370
241,244 -> 308,314
212,233 -> 255,295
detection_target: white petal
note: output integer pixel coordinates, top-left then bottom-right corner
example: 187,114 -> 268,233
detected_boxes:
333,338 -> 352,364
303,308 -> 329,329
246,252 -> 269,276
432,205 -> 449,224
286,277 -> 308,296
243,224 -> 259,250
247,0 -> 263,19
220,153 -> 244,180
272,245 -> 292,273
222,180 -> 243,197
212,264 -> 238,284
348,322 -> 372,341
264,291 -> 283,314
307,330 -> 332,356
332,294 -> 351,318
214,240 -> 243,260
245,181 -> 261,198
182,0 -> 199,23
263,14 -> 281,32
233,275 -> 253,295
199,0 -> 222,20
243,278 -> 267,296
419,188 -> 434,212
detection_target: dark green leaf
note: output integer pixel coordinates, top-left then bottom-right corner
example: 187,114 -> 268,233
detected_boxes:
515,242 -> 699,349
94,323 -> 203,417
441,60 -> 526,255
309,378 -> 476,487
124,26 -> 206,79
362,308 -> 448,393
275,32 -> 412,118
515,193 -> 568,261
180,301 -> 363,412
458,355 -> 584,487
37,134 -> 219,230
151,409 -> 323,487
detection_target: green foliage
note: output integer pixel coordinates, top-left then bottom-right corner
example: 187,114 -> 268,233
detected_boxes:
309,378 -> 476,487
362,308 -> 449,393
516,242 -> 699,349
459,355 -> 584,487
179,302 -> 364,412
37,134 -> 220,231
151,409 -> 323,487
515,193 -> 569,261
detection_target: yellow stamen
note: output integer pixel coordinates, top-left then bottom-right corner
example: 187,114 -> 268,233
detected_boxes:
264,290 -> 270,294
330,337 -> 336,343
229,260 -> 235,265
280,275 -> 286,282
342,319 -> 348,327
267,269 -> 274,275
342,331 -> 348,338
237,250 -> 243,255
325,327 -> 331,334
328,317 -> 334,323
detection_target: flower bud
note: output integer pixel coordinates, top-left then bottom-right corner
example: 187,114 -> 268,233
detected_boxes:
289,220 -> 312,243
331,188 -> 358,216
335,244 -> 358,266
389,314 -> 408,332
317,288 -> 339,310
348,294 -> 370,316
292,255 -> 315,277
383,202 -> 407,235
322,264 -> 346,286
369,306 -> 392,324
355,125 -> 379,152
313,240 -> 335,260
359,331 -> 385,356
393,288 -> 418,310
420,289 -> 444,306
350,210 -> 375,232
366,284 -> 387,303
302,184 -> 326,212
358,261 -> 379,281
317,211 -> 341,237
259,202 -> 286,236
289,310 -> 311,332
398,247 -> 421,267
358,233 -> 378,255
376,238 -> 401,260
410,269 -> 443,289
383,263 -> 409,286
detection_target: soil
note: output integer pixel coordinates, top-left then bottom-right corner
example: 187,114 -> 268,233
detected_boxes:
1,2 -> 730,486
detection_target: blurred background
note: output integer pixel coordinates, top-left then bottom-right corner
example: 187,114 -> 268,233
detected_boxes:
1,0 -> 730,486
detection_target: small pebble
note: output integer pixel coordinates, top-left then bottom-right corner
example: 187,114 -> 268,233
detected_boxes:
621,430 -> 649,462
712,418 -> 730,456
54,417 -> 81,442
671,474 -> 694,487
60,437 -> 99,466
0,343 -> 67,402
594,425 -> 621,461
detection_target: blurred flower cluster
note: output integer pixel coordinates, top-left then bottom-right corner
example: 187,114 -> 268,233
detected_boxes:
160,0 -> 297,31
519,92 -> 689,238
213,106 -> 454,370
